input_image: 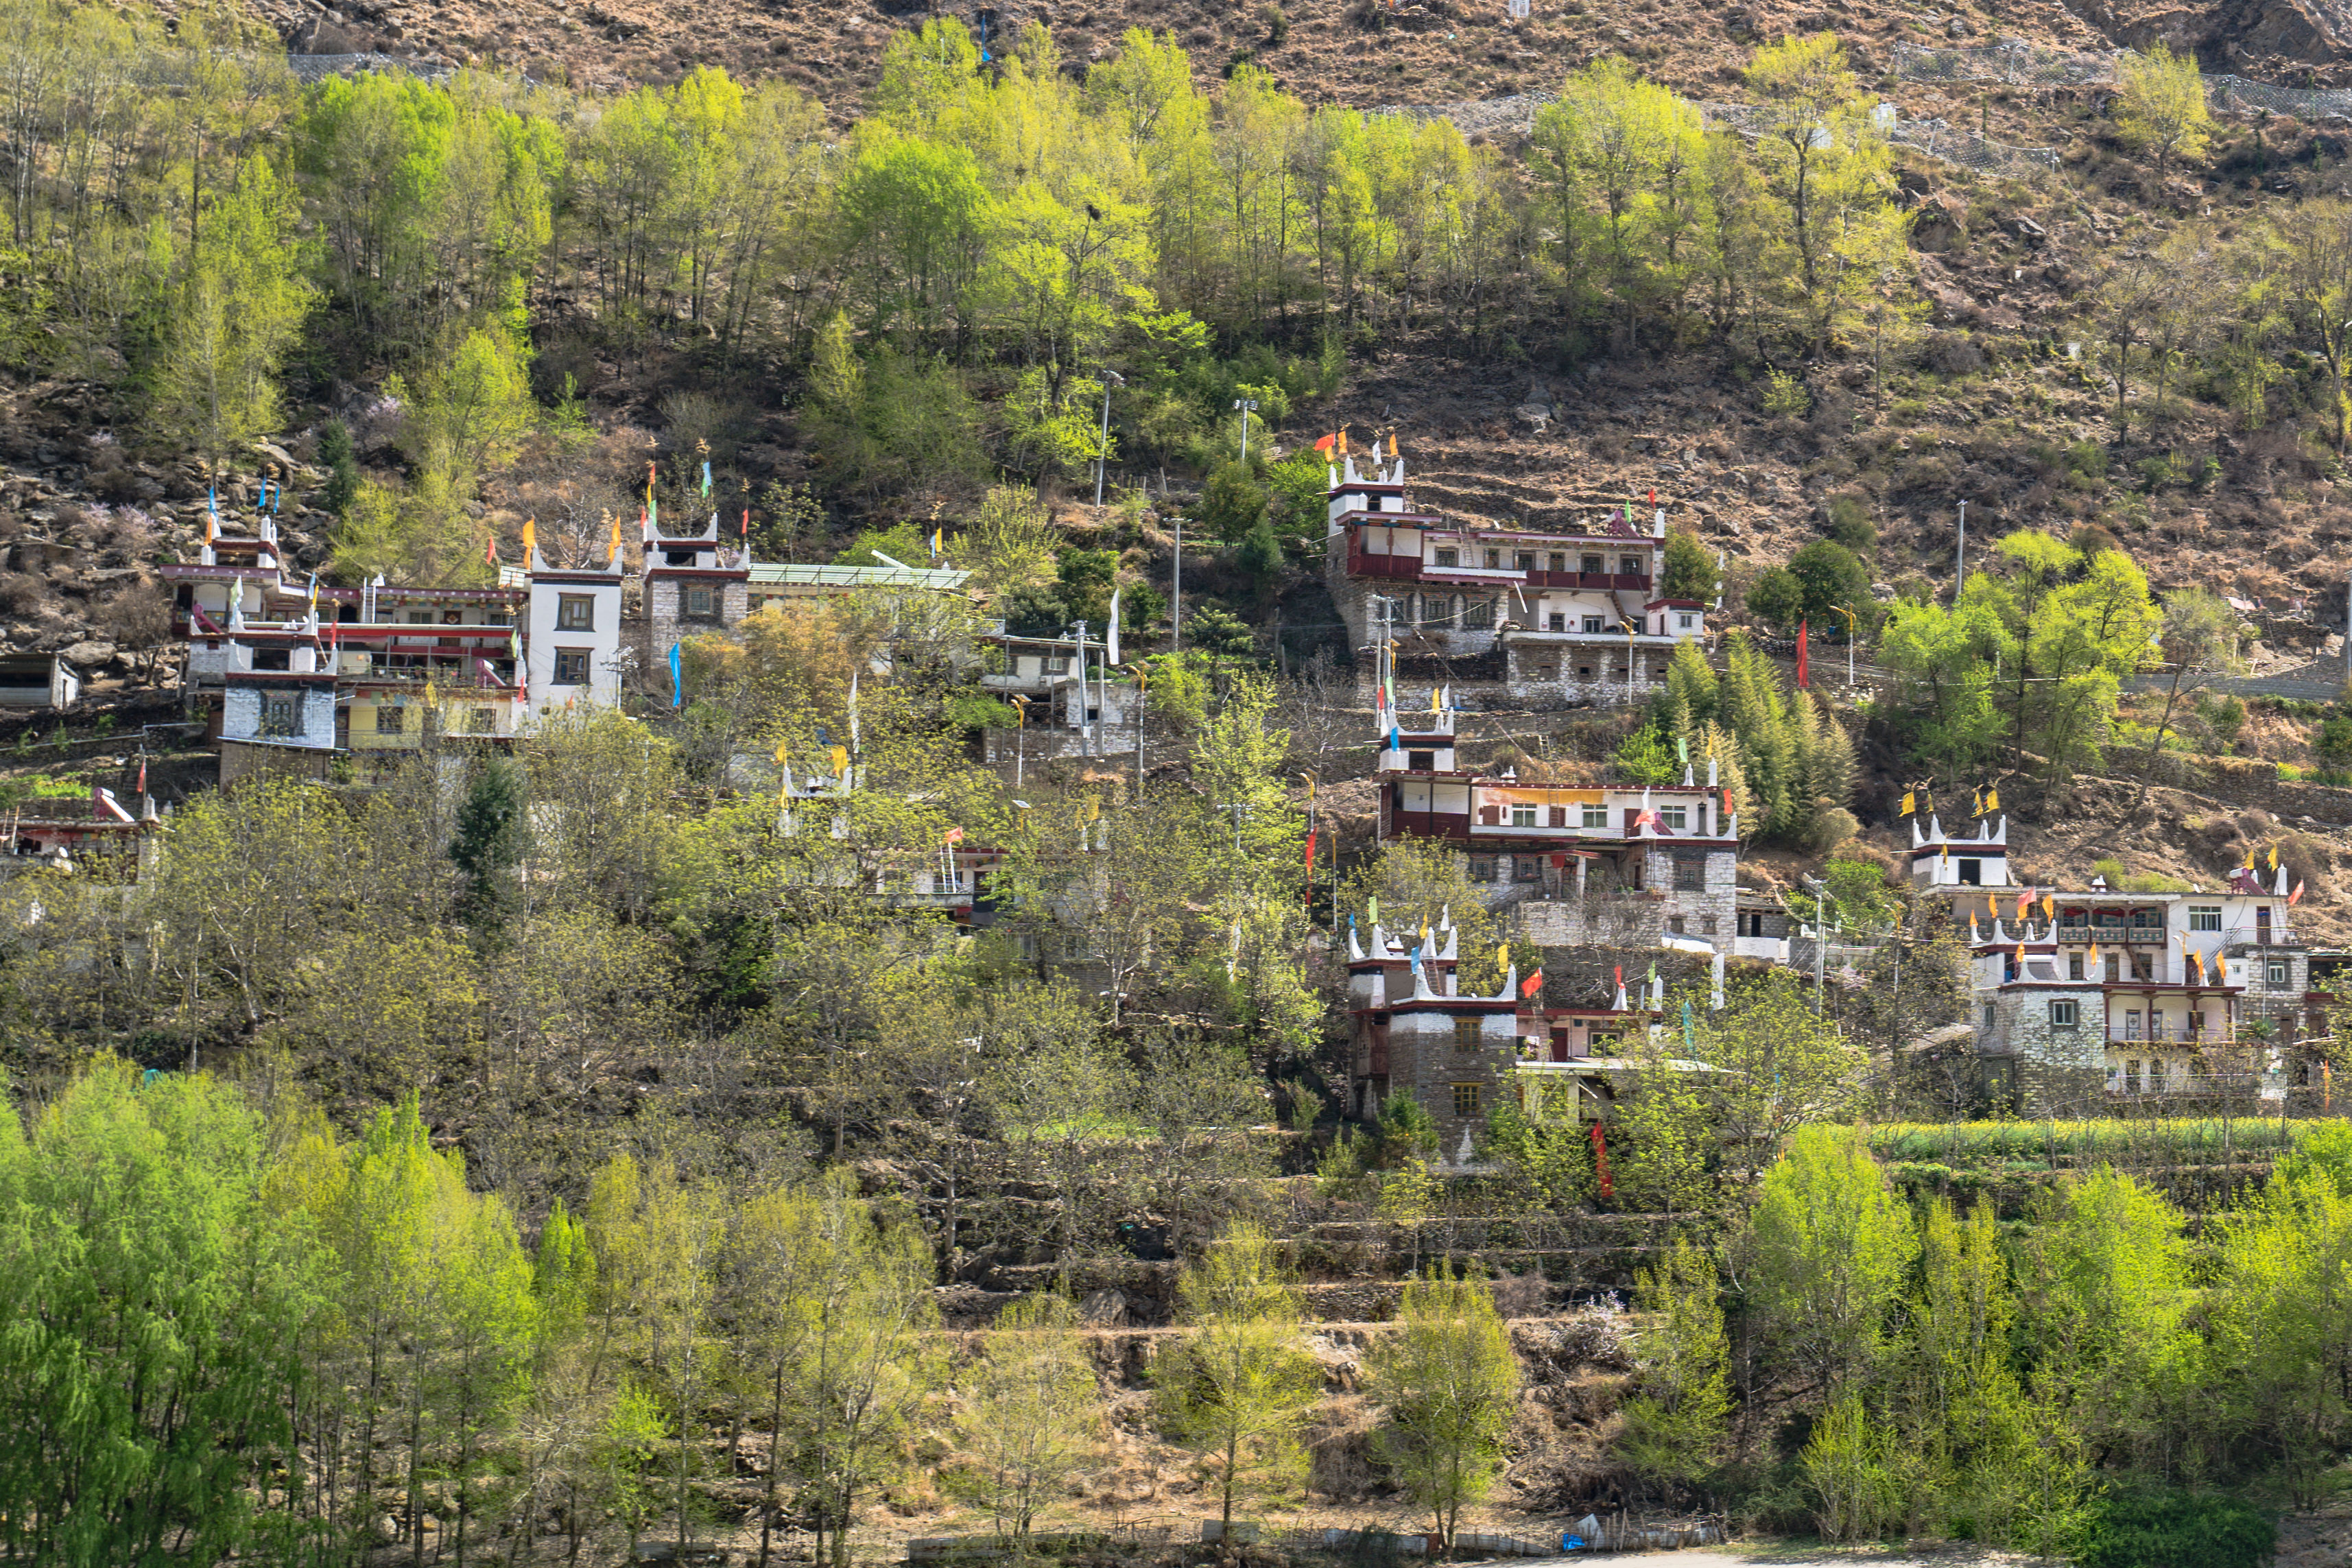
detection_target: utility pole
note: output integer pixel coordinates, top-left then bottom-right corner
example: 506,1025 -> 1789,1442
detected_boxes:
1095,370 -> 1124,508
1955,499 -> 1969,600
1172,512 -> 1183,651
1071,620 -> 1088,756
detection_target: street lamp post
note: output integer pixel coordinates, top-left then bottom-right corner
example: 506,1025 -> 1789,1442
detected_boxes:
1955,499 -> 1969,600
1836,603 -> 1860,689
1233,398 -> 1259,464
1802,874 -> 1847,1015
1095,370 -> 1124,508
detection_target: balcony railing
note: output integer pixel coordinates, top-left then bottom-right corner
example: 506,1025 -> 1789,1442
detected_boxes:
1344,549 -> 1650,595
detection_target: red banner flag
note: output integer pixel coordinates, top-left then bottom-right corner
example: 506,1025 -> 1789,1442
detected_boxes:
1796,619 -> 1809,687
1313,433 -> 1337,454
1590,1121 -> 1613,1198
2291,880 -> 2307,906
1519,966 -> 1543,999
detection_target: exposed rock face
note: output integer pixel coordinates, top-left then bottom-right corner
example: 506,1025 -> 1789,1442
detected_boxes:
2084,0 -> 2352,73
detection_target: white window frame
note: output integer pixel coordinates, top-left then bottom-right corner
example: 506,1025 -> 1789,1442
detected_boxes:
1581,804 -> 1607,829
2049,999 -> 2079,1028
2189,905 -> 2222,932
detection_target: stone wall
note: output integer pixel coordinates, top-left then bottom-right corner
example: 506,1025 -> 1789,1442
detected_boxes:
1985,984 -> 2107,1112
1501,642 -> 1670,706
1386,1008 -> 1519,1141
222,683 -> 334,749
644,577 -> 750,658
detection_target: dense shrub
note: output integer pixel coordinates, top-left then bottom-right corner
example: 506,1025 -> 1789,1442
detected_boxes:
2077,1492 -> 2271,1568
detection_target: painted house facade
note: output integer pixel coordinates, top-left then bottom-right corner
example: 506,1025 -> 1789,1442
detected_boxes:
1908,812 -> 2313,1110
163,517 -> 626,772
1373,708 -> 1741,953
1321,451 -> 1709,704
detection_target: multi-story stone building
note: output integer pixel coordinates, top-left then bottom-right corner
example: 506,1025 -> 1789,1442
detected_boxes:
1340,911 -> 1678,1145
163,516 -> 625,778
1908,811 -> 2312,1110
1375,707 -> 1739,952
1320,451 -> 1709,704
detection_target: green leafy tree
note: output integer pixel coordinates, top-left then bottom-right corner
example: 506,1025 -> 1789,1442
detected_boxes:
0,1059 -> 331,1567
1617,1237 -> 1731,1499
952,1294 -> 1104,1543
450,755 -> 527,929
1746,541 -> 1870,635
1876,597 -> 2010,778
152,155 -> 316,461
1152,1221 -> 1322,1530
1742,34 -> 1910,351
1367,1263 -> 1521,1550
1661,530 -> 1716,602
2116,44 -> 2213,171
1687,971 -> 1867,1184
1744,1124 -> 1916,1401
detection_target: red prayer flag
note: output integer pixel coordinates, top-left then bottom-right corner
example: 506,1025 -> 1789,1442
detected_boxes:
1313,433 -> 1337,454
2291,880 -> 2307,906
136,758 -> 146,794
1519,967 -> 1543,999
1613,964 -> 1623,990
741,508 -> 750,538
485,534 -> 497,567
1647,488 -> 1656,505
1590,1121 -> 1614,1198
1796,619 -> 1809,687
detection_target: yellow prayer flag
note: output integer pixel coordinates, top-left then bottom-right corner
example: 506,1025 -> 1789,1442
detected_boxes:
829,744 -> 848,776
521,517 -> 537,560
1901,790 -> 1916,816
1985,786 -> 1999,811
1387,433 -> 1399,458
2089,939 -> 2102,967
2270,844 -> 2281,870
2041,893 -> 2055,921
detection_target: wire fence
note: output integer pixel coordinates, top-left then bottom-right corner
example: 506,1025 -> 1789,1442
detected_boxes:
1892,38 -> 2352,123
1890,38 -> 2122,88
1369,91 -> 2060,178
1700,99 -> 2061,176
285,51 -> 439,82
1367,89 -> 1558,136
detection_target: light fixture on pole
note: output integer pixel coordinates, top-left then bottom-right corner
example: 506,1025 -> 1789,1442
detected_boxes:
1095,370 -> 1124,508
1233,398 -> 1259,464
1955,499 -> 1969,599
